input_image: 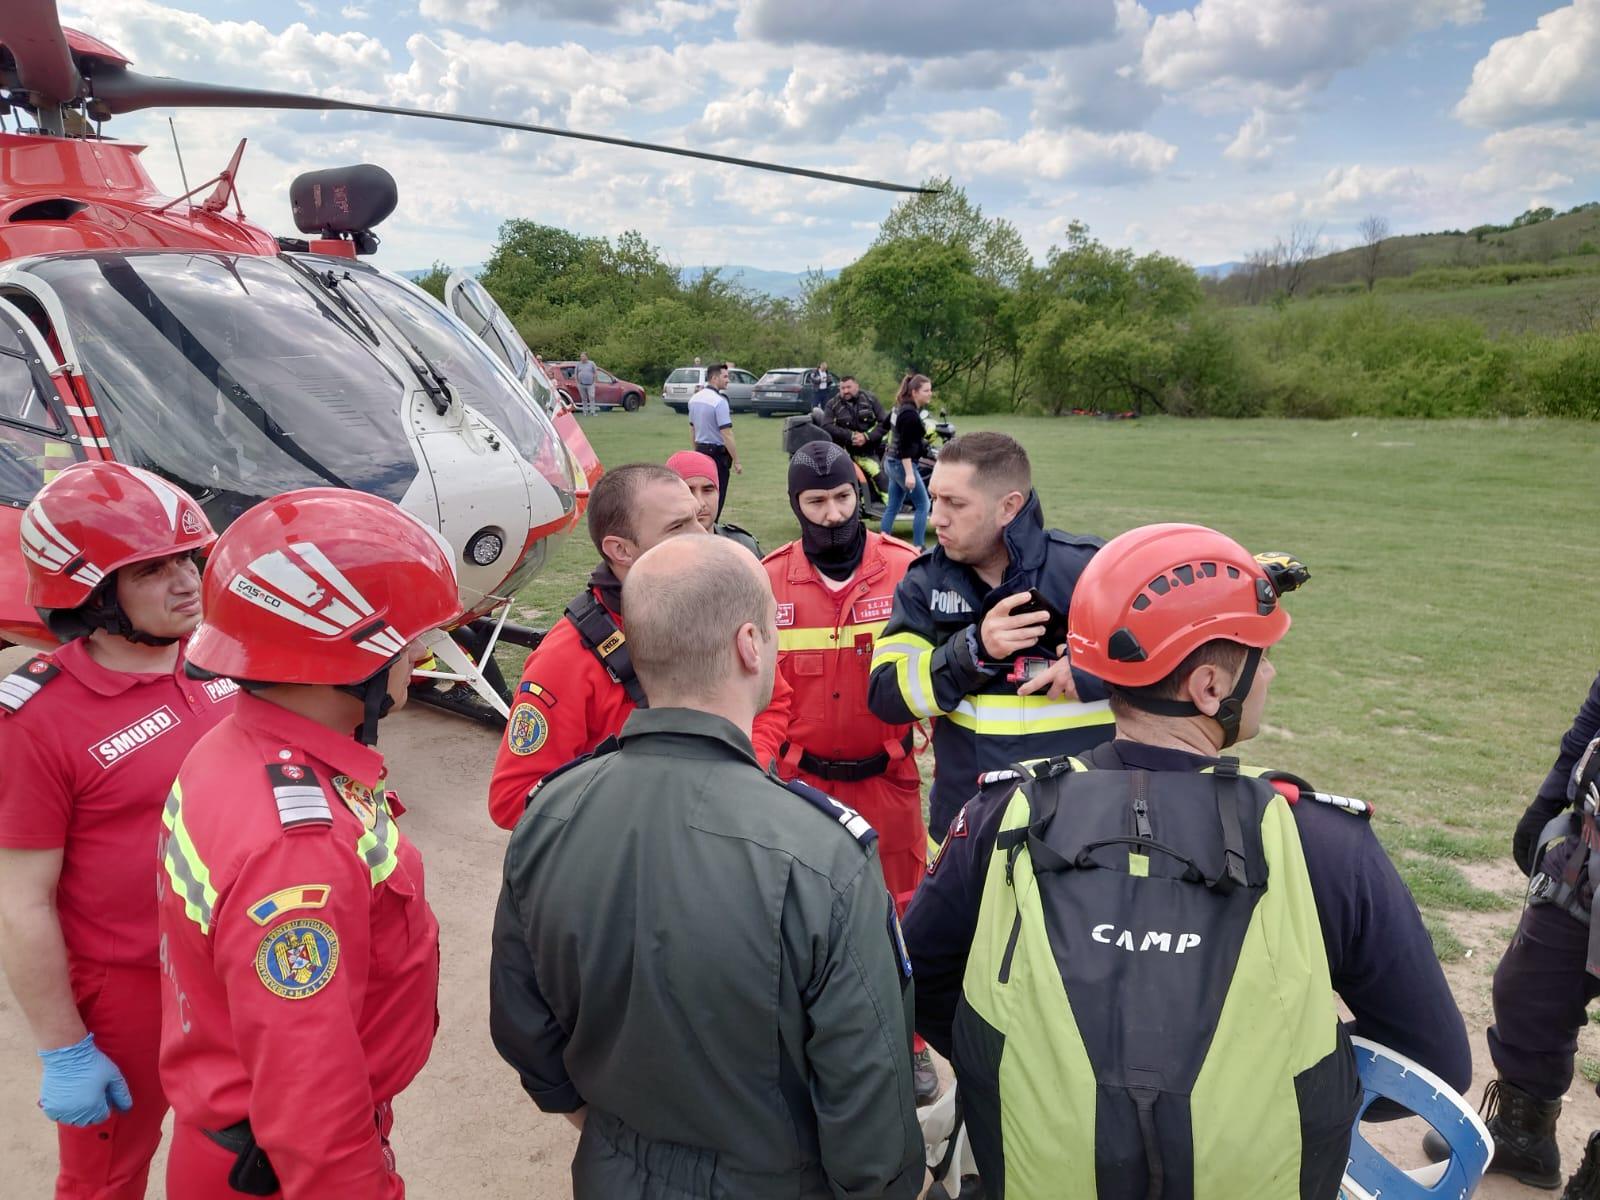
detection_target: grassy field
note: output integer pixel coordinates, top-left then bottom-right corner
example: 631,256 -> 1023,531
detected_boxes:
512,405 -> 1600,956
1229,268 -> 1600,340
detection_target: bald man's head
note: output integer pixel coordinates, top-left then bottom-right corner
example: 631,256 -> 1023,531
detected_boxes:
623,534 -> 777,710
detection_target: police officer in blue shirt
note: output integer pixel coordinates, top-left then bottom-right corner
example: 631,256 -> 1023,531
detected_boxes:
687,363 -> 741,520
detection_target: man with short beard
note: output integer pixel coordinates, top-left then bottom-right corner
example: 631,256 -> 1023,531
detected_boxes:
0,462 -> 233,1200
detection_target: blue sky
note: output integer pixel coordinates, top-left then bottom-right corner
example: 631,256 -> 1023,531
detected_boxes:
54,1 -> 1600,274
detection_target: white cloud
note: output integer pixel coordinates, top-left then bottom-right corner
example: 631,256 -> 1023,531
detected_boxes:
1222,108 -> 1293,166
1456,1 -> 1600,128
62,0 -> 392,99
1029,0 -> 1161,133
414,0 -> 722,33
738,0 -> 1119,56
920,107 -> 1008,140
1143,0 -> 1482,97
926,128 -> 1178,187
1459,125 -> 1600,197
694,61 -> 911,143
1306,164 -> 1428,216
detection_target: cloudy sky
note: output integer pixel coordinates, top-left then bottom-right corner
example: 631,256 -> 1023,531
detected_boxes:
47,0 -> 1600,274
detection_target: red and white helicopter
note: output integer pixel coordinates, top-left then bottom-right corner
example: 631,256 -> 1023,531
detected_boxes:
0,0 -> 925,719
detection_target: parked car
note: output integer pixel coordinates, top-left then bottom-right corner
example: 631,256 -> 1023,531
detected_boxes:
662,365 -> 758,413
547,361 -> 648,411
750,368 -> 817,416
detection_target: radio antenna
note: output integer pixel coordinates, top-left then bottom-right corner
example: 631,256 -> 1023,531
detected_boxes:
168,117 -> 191,196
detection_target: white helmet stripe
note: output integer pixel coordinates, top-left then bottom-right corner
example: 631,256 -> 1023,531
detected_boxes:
125,466 -> 184,531
228,569 -> 343,636
20,506 -> 80,570
288,542 -> 375,618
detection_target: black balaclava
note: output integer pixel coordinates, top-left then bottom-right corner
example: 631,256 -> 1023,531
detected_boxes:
788,442 -> 865,581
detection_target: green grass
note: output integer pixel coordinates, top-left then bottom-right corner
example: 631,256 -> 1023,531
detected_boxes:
1254,272 -> 1600,339
511,405 -> 1600,953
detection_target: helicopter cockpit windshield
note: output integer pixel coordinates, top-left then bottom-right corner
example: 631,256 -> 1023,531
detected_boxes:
307,260 -> 572,496
25,251 -> 418,525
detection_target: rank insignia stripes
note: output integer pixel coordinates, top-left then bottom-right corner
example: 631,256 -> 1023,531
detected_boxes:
248,885 -> 332,925
783,779 -> 879,850
267,763 -> 333,828
0,656 -> 59,712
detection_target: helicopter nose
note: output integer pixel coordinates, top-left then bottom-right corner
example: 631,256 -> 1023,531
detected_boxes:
401,419 -> 574,617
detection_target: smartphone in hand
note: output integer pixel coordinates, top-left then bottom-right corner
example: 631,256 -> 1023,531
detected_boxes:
1021,587 -> 1070,648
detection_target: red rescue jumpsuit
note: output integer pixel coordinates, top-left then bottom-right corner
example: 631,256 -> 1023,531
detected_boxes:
762,532 -> 927,898
158,693 -> 439,1200
0,640 -> 236,1200
488,566 -> 792,829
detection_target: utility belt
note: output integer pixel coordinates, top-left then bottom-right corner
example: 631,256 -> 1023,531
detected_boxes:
202,1103 -> 393,1195
694,442 -> 732,462
1528,809 -> 1600,924
782,730 -> 913,782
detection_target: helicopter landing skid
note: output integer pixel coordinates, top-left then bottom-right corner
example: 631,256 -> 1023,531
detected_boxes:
410,608 -> 545,728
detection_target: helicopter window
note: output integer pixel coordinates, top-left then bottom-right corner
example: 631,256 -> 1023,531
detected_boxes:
28,252 -> 418,518
0,323 -> 60,432
329,265 -> 572,498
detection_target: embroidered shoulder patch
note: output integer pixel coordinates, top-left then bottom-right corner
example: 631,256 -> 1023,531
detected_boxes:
0,656 -> 59,713
255,918 -> 339,999
248,885 -> 332,926
332,775 -> 381,831
507,702 -> 549,756
267,762 -> 332,828
783,778 -> 878,850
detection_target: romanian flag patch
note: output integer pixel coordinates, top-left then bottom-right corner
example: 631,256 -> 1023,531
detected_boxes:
248,884 -> 332,926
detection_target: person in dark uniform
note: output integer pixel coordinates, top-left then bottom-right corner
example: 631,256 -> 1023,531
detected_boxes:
904,523 -> 1471,1198
489,534 -> 923,1200
820,377 -> 890,502
1425,671 -> 1600,1193
868,431 -> 1115,840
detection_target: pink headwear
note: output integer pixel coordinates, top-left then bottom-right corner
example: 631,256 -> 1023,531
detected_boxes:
666,450 -> 719,487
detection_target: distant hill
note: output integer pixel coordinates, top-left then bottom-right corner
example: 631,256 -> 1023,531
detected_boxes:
1195,261 -> 1246,279
680,265 -> 837,301
1209,203 -> 1600,304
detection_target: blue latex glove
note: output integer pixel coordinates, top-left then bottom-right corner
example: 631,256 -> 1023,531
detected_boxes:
38,1033 -> 132,1126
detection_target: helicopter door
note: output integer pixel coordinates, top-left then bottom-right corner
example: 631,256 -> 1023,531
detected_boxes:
445,271 -> 601,495
0,297 -> 79,506
446,273 -> 536,391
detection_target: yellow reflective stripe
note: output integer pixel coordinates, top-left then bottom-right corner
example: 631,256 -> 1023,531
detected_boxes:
356,788 -> 401,886
162,782 -> 218,934
777,621 -> 887,652
871,633 -> 937,716
945,695 -> 1114,735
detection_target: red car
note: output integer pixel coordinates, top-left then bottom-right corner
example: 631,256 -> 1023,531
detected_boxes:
546,362 -> 648,412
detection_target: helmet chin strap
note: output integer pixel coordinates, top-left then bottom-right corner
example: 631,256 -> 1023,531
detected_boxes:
1118,647 -> 1263,750
338,665 -> 397,747
74,584 -> 179,646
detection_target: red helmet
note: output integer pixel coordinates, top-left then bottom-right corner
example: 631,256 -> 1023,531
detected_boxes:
21,461 -> 215,615
187,489 -> 461,686
1068,523 -> 1292,688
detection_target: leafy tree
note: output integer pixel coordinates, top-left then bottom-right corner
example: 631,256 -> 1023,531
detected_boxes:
830,237 -> 989,387
412,261 -> 450,302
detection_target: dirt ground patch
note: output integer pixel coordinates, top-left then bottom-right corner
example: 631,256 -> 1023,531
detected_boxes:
3,696 -> 1598,1197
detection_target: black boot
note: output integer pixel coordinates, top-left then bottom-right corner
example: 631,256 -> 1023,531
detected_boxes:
1423,1079 -> 1562,1189
1563,1132 -> 1600,1199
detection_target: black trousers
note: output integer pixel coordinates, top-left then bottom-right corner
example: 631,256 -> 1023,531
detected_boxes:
1488,900 -> 1600,1101
695,442 -> 732,520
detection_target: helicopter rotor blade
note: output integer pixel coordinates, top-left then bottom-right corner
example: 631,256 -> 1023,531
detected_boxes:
0,0 -> 82,106
88,68 -> 935,195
